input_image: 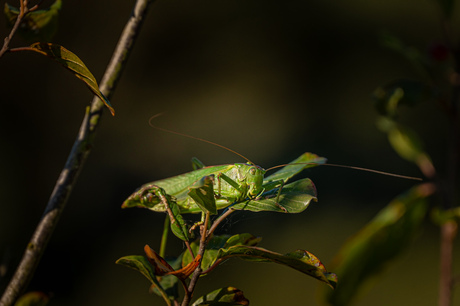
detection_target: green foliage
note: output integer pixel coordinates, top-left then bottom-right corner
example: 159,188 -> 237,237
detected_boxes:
324,184 -> 434,305
192,287 -> 249,306
4,0 -> 61,42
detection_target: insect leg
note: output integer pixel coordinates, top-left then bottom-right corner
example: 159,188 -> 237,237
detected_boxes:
262,179 -> 288,212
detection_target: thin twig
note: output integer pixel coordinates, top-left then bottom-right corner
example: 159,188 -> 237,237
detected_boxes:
0,0 -> 27,57
181,212 -> 210,306
0,1 -> 154,305
0,0 -> 42,57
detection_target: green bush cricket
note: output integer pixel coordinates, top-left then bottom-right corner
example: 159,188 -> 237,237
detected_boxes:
122,115 -> 422,217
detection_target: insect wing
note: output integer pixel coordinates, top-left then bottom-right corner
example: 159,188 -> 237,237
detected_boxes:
147,165 -> 233,200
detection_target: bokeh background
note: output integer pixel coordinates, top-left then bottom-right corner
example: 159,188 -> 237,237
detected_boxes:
1,0 -> 459,305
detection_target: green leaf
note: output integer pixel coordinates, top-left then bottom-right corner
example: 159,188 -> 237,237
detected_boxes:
188,175 -> 217,214
431,206 -> 460,225
167,198 -> 190,241
377,119 -> 435,177
121,185 -> 190,240
232,178 -> 317,213
14,292 -> 49,306
224,233 -> 262,248
24,43 -> 115,115
215,246 -> 337,289
380,32 -> 431,78
264,152 -> 326,183
157,187 -> 190,241
372,79 -> 435,118
116,256 -> 169,299
182,234 -> 261,273
116,254 -> 179,304
324,183 -> 434,305
192,287 -> 249,306
4,0 -> 61,42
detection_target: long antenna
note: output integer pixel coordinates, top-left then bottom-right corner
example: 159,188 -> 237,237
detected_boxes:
266,163 -> 423,181
149,114 -> 255,165
150,114 -> 422,181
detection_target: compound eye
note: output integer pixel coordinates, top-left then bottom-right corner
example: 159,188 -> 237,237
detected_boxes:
142,193 -> 153,202
249,167 -> 256,175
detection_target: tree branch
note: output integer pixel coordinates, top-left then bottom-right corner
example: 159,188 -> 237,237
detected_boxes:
0,1 -> 154,305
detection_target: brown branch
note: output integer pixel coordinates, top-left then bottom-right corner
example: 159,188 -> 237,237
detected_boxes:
438,221 -> 458,306
0,1 -> 155,305
181,212 -> 211,306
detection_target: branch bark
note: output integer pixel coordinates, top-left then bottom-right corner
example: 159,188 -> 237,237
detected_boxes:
0,1 -> 154,305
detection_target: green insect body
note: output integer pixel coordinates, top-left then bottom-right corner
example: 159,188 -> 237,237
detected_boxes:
131,163 -> 266,213
123,153 -> 325,214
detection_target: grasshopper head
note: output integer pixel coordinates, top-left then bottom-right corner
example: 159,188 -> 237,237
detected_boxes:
246,164 -> 266,197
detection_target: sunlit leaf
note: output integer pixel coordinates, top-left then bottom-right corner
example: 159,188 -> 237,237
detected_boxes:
4,0 -> 61,42
14,291 -> 49,306
232,178 -> 317,213
192,287 -> 249,306
264,152 -> 326,183
324,183 -> 435,305
23,43 -> 115,115
182,234 -> 261,274
215,246 -> 337,289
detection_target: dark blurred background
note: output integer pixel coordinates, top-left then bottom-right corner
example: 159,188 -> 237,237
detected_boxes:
1,0 -> 459,305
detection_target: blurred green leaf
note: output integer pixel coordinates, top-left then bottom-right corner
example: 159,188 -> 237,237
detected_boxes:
216,246 -> 337,289
324,183 -> 435,305
24,42 -> 115,115
14,292 -> 49,306
4,0 -> 61,42
192,287 -> 249,306
387,125 -> 426,162
431,206 -> 460,225
376,118 -> 435,177
380,32 -> 431,78
373,79 -> 435,118
188,175 -> 217,214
